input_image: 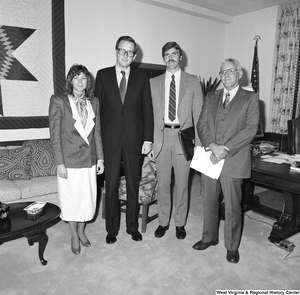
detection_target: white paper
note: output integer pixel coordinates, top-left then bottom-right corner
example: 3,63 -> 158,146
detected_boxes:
190,146 -> 225,179
261,152 -> 300,164
23,201 -> 47,214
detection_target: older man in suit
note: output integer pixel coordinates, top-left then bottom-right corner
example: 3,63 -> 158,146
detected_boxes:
149,41 -> 203,240
193,58 -> 259,263
95,36 -> 154,244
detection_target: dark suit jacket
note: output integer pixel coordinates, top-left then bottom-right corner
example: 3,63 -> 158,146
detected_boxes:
197,87 -> 259,178
49,94 -> 103,168
94,66 -> 154,154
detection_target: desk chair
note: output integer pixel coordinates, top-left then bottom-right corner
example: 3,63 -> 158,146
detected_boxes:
101,156 -> 158,233
287,116 -> 300,154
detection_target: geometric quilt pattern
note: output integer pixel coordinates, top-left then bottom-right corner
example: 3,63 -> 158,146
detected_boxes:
0,0 -> 55,119
0,25 -> 37,116
0,0 -> 65,137
0,25 -> 37,81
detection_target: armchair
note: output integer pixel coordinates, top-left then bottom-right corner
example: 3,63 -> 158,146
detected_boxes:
101,156 -> 158,233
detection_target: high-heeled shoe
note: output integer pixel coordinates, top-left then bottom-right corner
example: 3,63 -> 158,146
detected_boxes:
79,238 -> 91,247
71,238 -> 81,255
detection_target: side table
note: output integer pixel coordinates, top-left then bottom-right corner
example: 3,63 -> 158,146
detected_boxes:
0,202 -> 61,266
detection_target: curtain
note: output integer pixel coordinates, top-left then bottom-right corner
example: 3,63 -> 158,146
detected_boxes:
271,2 -> 300,133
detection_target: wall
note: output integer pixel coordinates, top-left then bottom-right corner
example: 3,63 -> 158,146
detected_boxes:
65,0 -> 225,79
1,0 -> 280,140
224,6 -> 280,132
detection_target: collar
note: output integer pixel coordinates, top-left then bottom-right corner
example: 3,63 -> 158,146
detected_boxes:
115,65 -> 130,76
166,68 -> 181,79
224,85 -> 239,97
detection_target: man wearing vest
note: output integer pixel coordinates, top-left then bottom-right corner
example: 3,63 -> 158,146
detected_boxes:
193,58 -> 259,263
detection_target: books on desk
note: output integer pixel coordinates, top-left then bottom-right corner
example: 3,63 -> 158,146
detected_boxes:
251,141 -> 277,155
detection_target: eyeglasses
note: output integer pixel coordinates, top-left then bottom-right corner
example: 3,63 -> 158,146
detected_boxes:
163,52 -> 179,59
219,68 -> 239,77
117,48 -> 135,57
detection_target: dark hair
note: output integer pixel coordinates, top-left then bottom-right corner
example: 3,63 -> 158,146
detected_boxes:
115,36 -> 137,53
162,42 -> 182,57
65,64 -> 94,99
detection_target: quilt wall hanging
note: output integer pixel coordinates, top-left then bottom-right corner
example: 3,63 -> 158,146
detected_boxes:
0,0 -> 65,132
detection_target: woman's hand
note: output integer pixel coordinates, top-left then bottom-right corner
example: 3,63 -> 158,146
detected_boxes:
57,164 -> 68,179
97,160 -> 104,174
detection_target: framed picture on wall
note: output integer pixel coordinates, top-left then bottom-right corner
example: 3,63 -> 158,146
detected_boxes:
132,62 -> 165,79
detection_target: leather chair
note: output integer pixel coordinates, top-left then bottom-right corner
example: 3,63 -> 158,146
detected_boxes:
287,116 -> 300,154
101,156 -> 158,233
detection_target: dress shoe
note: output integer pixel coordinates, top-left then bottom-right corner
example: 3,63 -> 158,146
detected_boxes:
71,238 -> 81,255
192,240 -> 219,250
126,230 -> 143,242
79,238 -> 91,247
176,226 -> 186,239
106,233 -> 117,244
226,250 -> 240,263
154,225 -> 169,238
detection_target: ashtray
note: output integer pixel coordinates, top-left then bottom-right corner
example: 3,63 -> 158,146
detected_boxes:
24,201 -> 47,220
0,202 -> 10,220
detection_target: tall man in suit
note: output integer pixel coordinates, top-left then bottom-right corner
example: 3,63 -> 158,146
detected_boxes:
193,58 -> 259,263
149,42 -> 203,240
95,36 -> 154,244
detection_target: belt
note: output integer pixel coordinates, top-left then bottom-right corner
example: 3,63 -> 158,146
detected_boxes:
164,124 -> 180,129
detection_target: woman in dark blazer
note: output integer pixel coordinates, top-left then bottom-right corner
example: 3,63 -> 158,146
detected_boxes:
49,64 -> 104,255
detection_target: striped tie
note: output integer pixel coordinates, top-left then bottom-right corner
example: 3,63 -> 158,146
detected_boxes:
223,92 -> 230,108
169,75 -> 176,121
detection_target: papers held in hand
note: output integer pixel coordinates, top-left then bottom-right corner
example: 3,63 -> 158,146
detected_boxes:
190,146 -> 225,179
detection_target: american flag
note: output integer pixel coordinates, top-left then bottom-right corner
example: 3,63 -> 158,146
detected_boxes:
251,39 -> 259,93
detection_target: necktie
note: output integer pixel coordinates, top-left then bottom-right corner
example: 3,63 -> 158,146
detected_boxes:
119,71 -> 126,103
223,92 -> 230,108
169,75 -> 176,121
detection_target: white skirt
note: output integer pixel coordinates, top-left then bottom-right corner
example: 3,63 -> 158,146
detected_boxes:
57,165 -> 97,222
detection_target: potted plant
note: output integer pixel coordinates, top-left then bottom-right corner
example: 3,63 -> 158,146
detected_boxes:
199,76 -> 221,97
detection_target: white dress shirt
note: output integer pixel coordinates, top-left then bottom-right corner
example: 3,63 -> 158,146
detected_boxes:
115,65 -> 130,89
223,85 -> 239,103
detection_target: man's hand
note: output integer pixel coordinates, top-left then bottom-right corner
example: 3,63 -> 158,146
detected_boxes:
142,142 -> 152,155
96,160 -> 104,175
210,153 -> 219,165
209,143 -> 229,160
57,164 -> 68,179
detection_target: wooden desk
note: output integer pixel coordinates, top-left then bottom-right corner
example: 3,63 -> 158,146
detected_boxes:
243,155 -> 300,243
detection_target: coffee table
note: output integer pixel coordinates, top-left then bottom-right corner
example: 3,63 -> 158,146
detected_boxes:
0,202 -> 61,266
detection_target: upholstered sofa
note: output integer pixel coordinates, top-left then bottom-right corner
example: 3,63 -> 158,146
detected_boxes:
0,139 -> 58,205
